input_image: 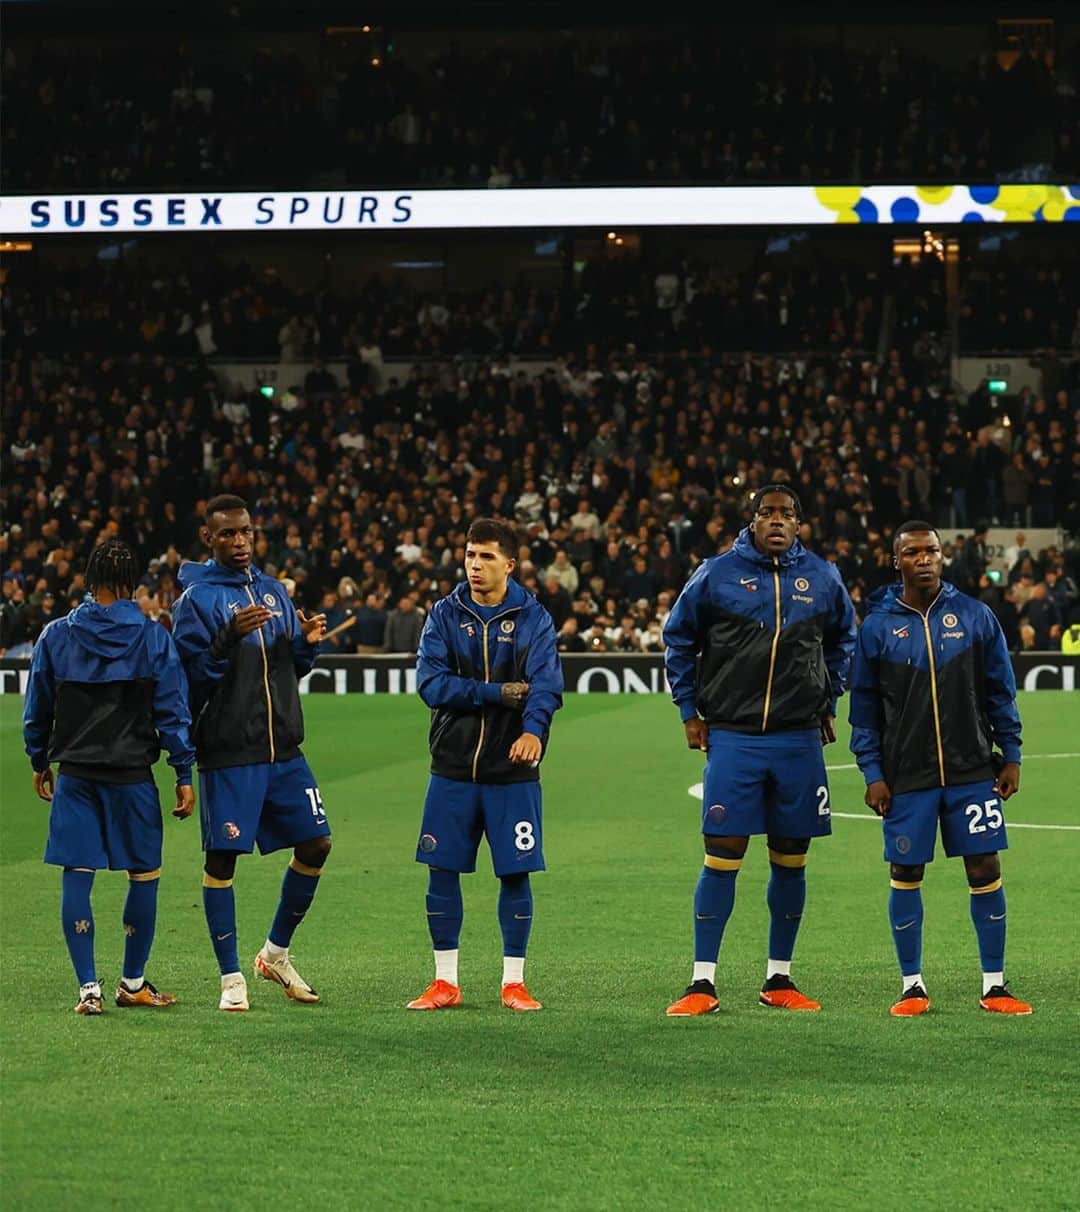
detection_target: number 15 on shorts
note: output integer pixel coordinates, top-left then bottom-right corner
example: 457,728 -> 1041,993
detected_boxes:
305,787 -> 326,822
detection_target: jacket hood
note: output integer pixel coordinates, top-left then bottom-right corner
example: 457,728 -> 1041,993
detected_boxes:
451,576 -> 534,615
733,526 -> 806,569
866,580 -> 959,615
178,559 -> 262,590
66,599 -> 147,660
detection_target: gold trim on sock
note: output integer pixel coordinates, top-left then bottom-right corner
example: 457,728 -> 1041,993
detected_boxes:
890,878 -> 923,890
703,854 -> 743,872
970,878 -> 1003,895
129,868 -> 161,882
202,873 -> 233,889
289,858 -> 323,878
768,849 -> 807,868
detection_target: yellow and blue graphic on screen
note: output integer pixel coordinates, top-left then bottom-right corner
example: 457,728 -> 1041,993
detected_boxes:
814,184 -> 1080,223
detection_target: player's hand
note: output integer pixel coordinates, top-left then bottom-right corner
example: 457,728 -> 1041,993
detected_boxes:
994,762 -> 1020,801
509,732 -> 542,765
32,767 -> 54,803
820,714 -> 837,745
173,784 -> 195,819
865,779 -> 892,817
298,610 -> 327,644
231,603 -> 272,637
500,682 -> 530,709
684,718 -> 708,751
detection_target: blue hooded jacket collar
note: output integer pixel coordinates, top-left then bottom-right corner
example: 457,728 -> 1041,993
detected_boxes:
732,526 -> 805,569
66,598 -> 146,660
866,580 -> 959,616
178,559 -> 264,591
451,576 -> 531,618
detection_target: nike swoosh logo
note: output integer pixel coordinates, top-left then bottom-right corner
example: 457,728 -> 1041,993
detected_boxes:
893,628 -> 908,636
216,933 -> 233,941
514,914 -> 532,921
739,577 -> 757,585
695,914 -> 717,920
990,913 -> 1006,921
895,922 -> 915,931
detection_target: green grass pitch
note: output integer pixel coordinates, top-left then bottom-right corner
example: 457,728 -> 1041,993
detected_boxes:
2,692 -> 1078,1208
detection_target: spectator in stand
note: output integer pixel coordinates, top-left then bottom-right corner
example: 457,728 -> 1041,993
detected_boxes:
556,616 -> 587,653
1020,582 -> 1062,650
354,592 -> 389,654
384,595 -> 425,654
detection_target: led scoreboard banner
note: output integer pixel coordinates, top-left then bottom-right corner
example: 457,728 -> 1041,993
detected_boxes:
3,184 -> 1079,233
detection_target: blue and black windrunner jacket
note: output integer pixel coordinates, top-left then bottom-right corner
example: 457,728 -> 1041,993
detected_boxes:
663,528 -> 857,733
849,581 -> 1022,796
23,599 -> 195,785
171,561 -> 318,770
417,578 -> 564,784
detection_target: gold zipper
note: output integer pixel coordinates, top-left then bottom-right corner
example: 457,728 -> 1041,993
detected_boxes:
761,557 -> 782,732
897,593 -> 945,786
245,581 -> 276,763
459,598 -> 520,783
471,620 -> 490,781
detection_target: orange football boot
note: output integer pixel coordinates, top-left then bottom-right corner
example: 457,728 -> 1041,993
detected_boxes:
406,979 -> 462,1010
980,984 -> 1032,1015
759,974 -> 821,1011
115,980 -> 177,1008
666,980 -> 719,1016
501,981 -> 543,1011
890,983 -> 931,1016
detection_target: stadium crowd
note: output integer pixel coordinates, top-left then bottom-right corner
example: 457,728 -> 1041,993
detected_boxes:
3,306 -> 1078,658
5,27 -> 1077,192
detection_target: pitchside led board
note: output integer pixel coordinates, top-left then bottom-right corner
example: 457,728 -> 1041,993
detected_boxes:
2,184 -> 1080,232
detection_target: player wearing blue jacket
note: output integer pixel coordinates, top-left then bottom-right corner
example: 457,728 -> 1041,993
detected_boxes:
663,486 -> 856,1016
849,521 -> 1030,1016
23,540 -> 196,1016
407,519 -> 563,1012
171,495 -> 329,1012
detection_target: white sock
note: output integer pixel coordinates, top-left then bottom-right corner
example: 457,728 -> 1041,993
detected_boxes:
434,948 -> 459,985
264,939 -> 288,960
121,976 -> 145,992
692,961 -> 716,985
766,959 -> 791,979
79,981 -> 101,999
220,970 -> 243,986
982,971 -> 1004,995
502,956 -> 525,986
902,972 -> 925,994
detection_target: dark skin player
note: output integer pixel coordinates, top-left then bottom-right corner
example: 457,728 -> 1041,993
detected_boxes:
201,506 -> 330,882
683,489 -> 833,867
866,527 -> 1021,892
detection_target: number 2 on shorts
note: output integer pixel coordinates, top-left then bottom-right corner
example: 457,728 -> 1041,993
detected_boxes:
965,797 -> 1002,834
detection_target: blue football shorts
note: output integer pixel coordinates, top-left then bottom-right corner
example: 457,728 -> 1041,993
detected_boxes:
44,775 -> 163,871
417,774 -> 545,877
198,755 -> 330,855
883,778 -> 1007,865
701,727 -> 832,840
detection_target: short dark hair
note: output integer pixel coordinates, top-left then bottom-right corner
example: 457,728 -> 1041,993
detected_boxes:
749,483 -> 803,519
85,539 -> 139,596
466,518 -> 518,560
204,494 -> 249,525
893,520 -> 940,553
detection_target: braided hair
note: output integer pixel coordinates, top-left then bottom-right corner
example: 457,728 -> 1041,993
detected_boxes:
85,539 -> 139,598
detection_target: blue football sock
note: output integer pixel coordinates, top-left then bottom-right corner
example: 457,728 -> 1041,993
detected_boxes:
426,868 -> 463,951
889,883 -> 924,979
122,874 -> 159,983
970,882 -> 1007,974
767,861 -> 807,962
268,859 -> 322,949
693,866 -> 739,964
61,869 -> 96,986
498,873 -> 533,958
202,876 -> 240,975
